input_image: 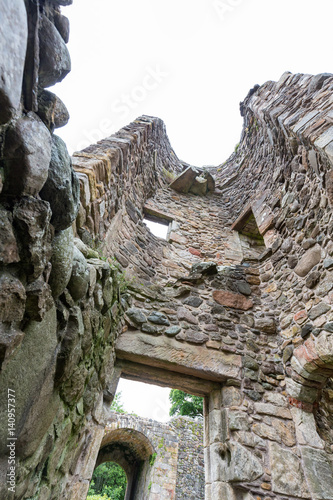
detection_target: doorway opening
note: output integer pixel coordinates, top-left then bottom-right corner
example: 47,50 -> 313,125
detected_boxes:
87,462 -> 127,500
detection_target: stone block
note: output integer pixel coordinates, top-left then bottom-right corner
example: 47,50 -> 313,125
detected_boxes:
40,135 -> 80,231
301,447 -> 333,500
294,244 -> 322,277
49,227 -> 74,298
0,0 -> 27,124
39,14 -> 71,88
177,306 -> 198,324
269,442 -> 310,498
212,290 -> 253,311
308,302 -> 331,320
169,166 -> 198,193
290,407 -> 324,448
37,89 -> 70,131
2,113 -> 52,196
67,246 -> 90,301
285,378 -> 318,404
254,402 -> 291,419
116,332 -> 241,381
0,206 -> 19,264
210,441 -> 263,482
222,385 -> 243,407
255,317 -> 276,333
0,272 -> 26,322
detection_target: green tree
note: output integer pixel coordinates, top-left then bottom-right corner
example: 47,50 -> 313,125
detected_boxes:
169,389 -> 203,418
110,392 -> 125,413
87,462 -> 127,500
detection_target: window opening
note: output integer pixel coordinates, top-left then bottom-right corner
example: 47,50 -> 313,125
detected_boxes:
232,207 -> 265,260
143,218 -> 169,240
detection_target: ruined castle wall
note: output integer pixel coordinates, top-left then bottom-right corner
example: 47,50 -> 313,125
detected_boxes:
0,2 -> 129,499
2,2 -> 333,498
100,413 -> 204,500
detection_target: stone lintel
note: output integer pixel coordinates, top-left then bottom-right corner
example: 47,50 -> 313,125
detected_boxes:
143,204 -> 174,224
116,359 -> 221,396
115,332 -> 241,383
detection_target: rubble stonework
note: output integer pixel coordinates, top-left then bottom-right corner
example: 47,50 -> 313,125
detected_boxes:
94,413 -> 204,500
2,1 -> 333,499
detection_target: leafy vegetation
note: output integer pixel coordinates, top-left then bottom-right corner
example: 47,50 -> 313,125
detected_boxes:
87,463 -> 127,500
169,389 -> 203,418
110,392 -> 126,413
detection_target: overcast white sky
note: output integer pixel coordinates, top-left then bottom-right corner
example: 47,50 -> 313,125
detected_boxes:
54,0 -> 333,420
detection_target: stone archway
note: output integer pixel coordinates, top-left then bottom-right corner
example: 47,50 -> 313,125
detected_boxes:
95,424 -> 155,500
285,334 -> 333,500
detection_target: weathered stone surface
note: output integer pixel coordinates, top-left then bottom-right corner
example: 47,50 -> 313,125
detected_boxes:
291,407 -> 324,448
25,279 -> 53,321
301,447 -> 333,500
0,307 -> 58,457
255,317 -> 276,333
67,246 -> 90,301
54,12 -> 70,43
39,14 -> 71,88
269,442 -> 310,498
294,244 -> 322,277
0,206 -> 19,264
126,308 -> 147,325
40,135 -> 80,230
308,302 -> 330,320
37,89 -> 70,131
148,311 -> 170,325
49,227 -> 74,298
13,197 -> 53,280
177,306 -> 198,324
211,441 -> 263,482
183,295 -> 203,307
185,330 -> 209,344
0,272 -> 26,322
212,290 -> 253,310
116,332 -> 241,381
0,0 -> 27,124
191,261 -> 218,275
190,176 -> 208,196
169,166 -> 198,193
2,113 -> 52,196
0,324 -> 24,370
165,325 -> 181,336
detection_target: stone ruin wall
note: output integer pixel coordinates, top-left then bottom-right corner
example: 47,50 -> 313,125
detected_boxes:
2,1 -> 333,499
97,413 -> 204,500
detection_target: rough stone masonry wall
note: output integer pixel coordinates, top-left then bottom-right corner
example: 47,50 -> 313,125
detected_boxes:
99,413 -> 204,500
0,1 -> 132,499
2,2 -> 333,500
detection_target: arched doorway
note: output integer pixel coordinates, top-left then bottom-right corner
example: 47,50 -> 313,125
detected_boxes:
94,426 -> 155,500
87,461 -> 127,499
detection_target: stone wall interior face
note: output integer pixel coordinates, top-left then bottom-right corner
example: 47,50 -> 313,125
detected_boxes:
1,2 -> 333,499
96,413 -> 204,500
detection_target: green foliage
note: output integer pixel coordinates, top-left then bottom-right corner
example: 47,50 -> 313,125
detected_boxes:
87,495 -> 111,500
87,463 -> 127,500
169,389 -> 203,418
110,392 -> 125,413
149,452 -> 157,466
